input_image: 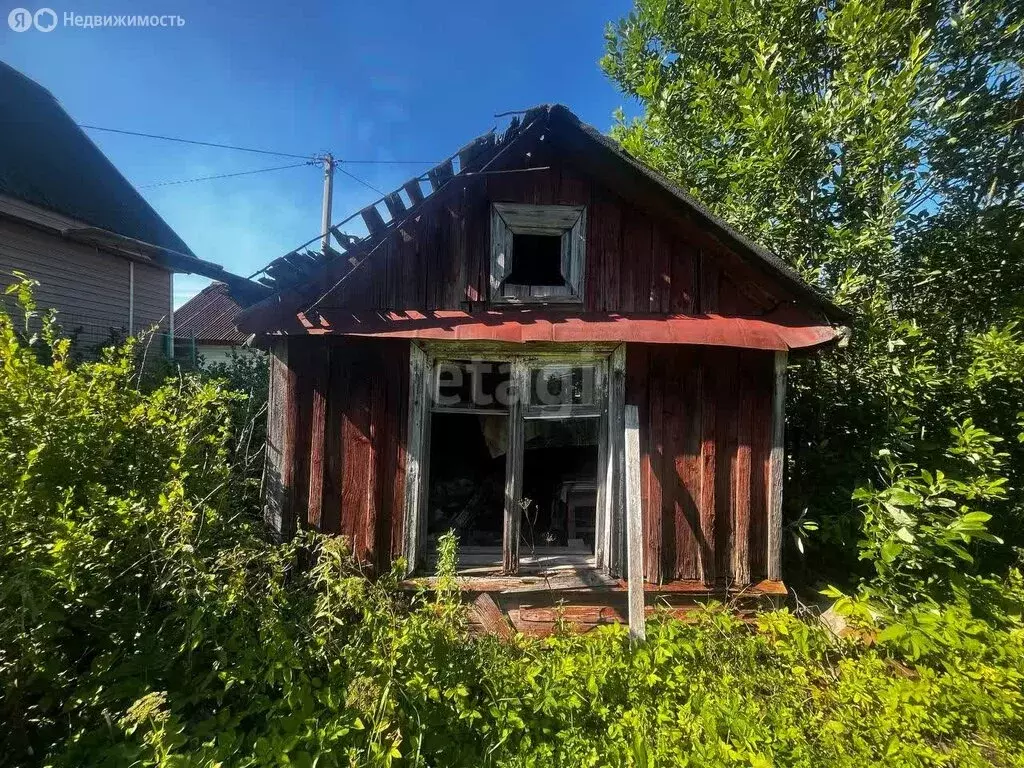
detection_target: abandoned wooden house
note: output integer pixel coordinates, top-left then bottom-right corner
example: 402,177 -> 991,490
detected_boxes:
236,104 -> 848,635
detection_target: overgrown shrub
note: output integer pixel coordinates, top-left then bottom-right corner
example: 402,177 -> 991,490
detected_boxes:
199,348 -> 270,507
4,280 -> 1024,766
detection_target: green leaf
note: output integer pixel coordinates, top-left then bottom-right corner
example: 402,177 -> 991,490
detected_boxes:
886,489 -> 922,506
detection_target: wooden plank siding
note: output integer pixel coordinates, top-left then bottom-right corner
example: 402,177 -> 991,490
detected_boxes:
252,121 -> 831,637
269,335 -> 777,588
270,336 -> 411,570
311,159 -> 793,319
0,216 -> 171,350
625,344 -> 775,586
262,152 -> 803,593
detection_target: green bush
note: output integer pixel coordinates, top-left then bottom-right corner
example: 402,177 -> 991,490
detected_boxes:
3,281 -> 1024,767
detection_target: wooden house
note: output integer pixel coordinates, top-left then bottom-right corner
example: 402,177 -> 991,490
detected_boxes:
237,105 -> 848,635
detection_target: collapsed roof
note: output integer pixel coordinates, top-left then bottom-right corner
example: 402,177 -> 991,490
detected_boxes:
239,104 -> 849,332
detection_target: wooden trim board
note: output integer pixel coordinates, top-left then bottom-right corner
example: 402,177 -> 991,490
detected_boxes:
767,350 -> 787,580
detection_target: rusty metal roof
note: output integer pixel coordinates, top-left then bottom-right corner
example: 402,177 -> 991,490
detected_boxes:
174,282 -> 250,344
294,308 -> 839,351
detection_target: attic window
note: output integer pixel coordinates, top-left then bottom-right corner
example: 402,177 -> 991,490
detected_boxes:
490,203 -> 586,303
507,234 -> 565,286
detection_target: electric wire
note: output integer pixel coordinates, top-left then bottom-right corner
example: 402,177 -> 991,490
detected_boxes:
79,124 -> 314,160
138,161 -> 313,189
79,124 -> 441,164
336,165 -> 387,196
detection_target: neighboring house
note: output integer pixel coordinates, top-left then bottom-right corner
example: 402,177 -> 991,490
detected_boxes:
0,61 -> 250,353
237,105 -> 850,635
173,281 -> 258,366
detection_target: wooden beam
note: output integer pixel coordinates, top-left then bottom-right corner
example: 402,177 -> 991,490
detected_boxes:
266,257 -> 303,283
767,351 -> 788,581
594,362 -> 610,571
731,361 -> 753,586
360,204 -> 387,235
330,227 -> 359,250
502,359 -> 527,574
608,344 -> 627,576
402,344 -> 429,576
624,403 -> 646,642
403,178 -> 425,205
471,593 -> 513,638
383,191 -> 406,220
263,340 -> 296,540
698,358 -> 717,584
457,135 -> 492,173
427,159 -> 454,191
306,347 -> 329,530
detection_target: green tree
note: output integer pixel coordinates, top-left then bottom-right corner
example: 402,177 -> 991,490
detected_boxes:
602,0 -> 1024,584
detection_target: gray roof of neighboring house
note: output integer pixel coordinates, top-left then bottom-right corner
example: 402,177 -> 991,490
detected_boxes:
0,61 -> 196,256
0,62 -> 268,294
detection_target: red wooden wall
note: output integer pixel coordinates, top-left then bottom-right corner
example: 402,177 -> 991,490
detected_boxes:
313,157 -> 797,321
277,336 -> 775,587
283,336 -> 410,570
626,344 -> 775,586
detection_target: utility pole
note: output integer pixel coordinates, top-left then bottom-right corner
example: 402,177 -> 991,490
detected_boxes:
319,152 -> 335,255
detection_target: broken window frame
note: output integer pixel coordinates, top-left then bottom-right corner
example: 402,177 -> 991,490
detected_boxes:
403,343 -> 626,578
489,203 -> 587,304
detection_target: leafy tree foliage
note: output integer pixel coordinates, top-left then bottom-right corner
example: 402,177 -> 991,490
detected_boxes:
602,0 -> 1024,585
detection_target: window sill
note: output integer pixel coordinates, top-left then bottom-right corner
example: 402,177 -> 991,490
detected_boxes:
489,295 -> 583,306
424,547 -> 597,575
404,566 -> 618,594
402,571 -> 789,598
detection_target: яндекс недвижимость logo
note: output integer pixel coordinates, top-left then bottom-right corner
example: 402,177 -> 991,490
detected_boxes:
8,8 -> 183,31
8,7 -> 57,31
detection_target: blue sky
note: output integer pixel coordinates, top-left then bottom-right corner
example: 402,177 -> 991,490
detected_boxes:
2,0 -> 636,306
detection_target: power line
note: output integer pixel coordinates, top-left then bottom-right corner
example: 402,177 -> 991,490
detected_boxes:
336,165 -> 387,196
79,123 -> 442,164
139,161 -> 313,189
79,124 -> 314,160
337,159 -> 441,165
